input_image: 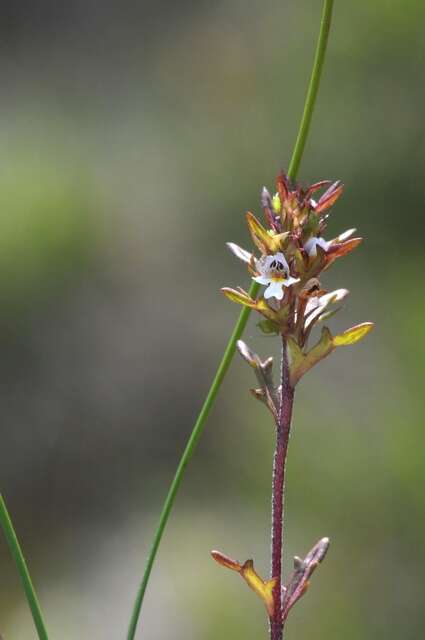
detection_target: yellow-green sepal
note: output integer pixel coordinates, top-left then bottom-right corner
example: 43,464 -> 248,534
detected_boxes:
288,322 -> 374,386
221,287 -> 257,309
333,322 -> 374,346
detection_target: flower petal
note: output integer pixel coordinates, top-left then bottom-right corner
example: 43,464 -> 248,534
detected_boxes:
264,281 -> 284,300
305,237 -> 331,257
335,228 -> 356,243
273,252 -> 290,271
282,276 -> 300,287
253,275 -> 271,285
304,289 -> 349,328
226,242 -> 253,264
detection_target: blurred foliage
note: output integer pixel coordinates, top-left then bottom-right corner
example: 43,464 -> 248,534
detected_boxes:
0,1 -> 423,639
0,147 -> 97,314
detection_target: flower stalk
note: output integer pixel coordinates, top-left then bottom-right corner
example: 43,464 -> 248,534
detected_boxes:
270,339 -> 294,640
127,2 -> 337,638
214,161 -> 373,636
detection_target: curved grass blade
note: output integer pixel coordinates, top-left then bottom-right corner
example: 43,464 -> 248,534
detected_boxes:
0,494 -> 49,640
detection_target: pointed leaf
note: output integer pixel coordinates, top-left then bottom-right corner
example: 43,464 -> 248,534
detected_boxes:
314,181 -> 344,214
221,287 -> 257,308
240,560 -> 277,617
261,187 -> 279,230
326,237 -> 362,265
211,550 -> 242,571
276,171 -> 290,203
211,551 -> 277,617
304,180 -> 332,201
333,322 -> 374,346
246,212 -> 273,254
287,337 -> 305,376
289,327 -> 334,387
293,248 -> 306,274
237,340 -> 279,420
236,340 -> 256,366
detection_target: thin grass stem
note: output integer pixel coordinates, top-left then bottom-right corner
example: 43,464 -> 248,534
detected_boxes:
0,494 -> 49,640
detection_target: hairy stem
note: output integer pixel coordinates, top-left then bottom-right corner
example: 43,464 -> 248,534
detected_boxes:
0,494 -> 49,640
270,340 -> 294,640
127,2 -> 334,637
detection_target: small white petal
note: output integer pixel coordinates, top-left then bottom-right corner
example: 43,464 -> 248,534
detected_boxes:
322,288 -> 349,305
304,236 -> 331,257
262,255 -> 276,270
264,281 -> 285,300
273,252 -> 289,271
282,276 -> 300,288
304,288 -> 349,328
304,238 -> 317,256
305,288 -> 349,316
255,256 -> 269,275
305,296 -> 322,315
226,242 -> 253,264
335,228 -> 356,242
317,237 -> 331,251
253,275 -> 271,285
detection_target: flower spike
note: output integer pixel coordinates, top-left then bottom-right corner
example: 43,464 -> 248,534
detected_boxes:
223,171 -> 372,352
218,168 -> 374,636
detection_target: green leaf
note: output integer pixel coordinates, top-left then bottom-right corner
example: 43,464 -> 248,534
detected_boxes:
289,327 -> 334,386
289,321 -> 374,386
257,319 -> 279,335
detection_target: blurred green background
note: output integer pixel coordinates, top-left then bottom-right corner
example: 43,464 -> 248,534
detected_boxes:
0,1 -> 424,638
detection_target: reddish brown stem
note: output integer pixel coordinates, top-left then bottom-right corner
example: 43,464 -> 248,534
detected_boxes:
270,337 -> 294,640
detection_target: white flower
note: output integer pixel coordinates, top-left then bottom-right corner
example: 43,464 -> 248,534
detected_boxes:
253,252 -> 300,300
334,228 -> 356,242
304,236 -> 331,257
226,242 -> 253,264
304,288 -> 349,328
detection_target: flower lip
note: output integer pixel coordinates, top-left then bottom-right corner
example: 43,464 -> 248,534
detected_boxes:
253,252 -> 300,300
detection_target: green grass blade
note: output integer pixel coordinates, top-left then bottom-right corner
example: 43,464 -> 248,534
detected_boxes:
127,2 -> 334,638
0,494 -> 49,640
287,0 -> 334,181
126,289 -> 258,640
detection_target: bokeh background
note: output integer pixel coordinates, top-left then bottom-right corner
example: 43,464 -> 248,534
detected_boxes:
0,1 -> 424,638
